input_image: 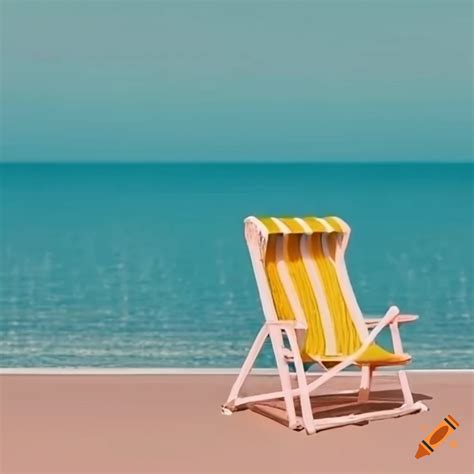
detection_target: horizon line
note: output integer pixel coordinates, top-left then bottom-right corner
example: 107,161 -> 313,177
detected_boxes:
1,160 -> 473,165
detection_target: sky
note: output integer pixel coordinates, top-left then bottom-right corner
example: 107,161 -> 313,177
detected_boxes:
1,0 -> 472,163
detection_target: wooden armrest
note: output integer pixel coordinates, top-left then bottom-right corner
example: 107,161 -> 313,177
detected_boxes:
364,314 -> 418,329
265,320 -> 306,329
266,320 -> 296,325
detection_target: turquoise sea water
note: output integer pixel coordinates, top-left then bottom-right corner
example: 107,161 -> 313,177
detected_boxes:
0,163 -> 472,368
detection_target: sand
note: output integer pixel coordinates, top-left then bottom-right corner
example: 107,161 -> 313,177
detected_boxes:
1,372 -> 472,473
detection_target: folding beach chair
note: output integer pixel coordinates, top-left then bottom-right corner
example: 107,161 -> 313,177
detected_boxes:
222,216 -> 428,434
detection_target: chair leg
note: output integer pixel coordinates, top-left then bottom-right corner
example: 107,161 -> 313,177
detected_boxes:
398,370 -> 414,405
358,365 -> 373,402
268,326 -> 299,430
223,325 -> 268,412
285,328 -> 316,434
390,322 -> 415,406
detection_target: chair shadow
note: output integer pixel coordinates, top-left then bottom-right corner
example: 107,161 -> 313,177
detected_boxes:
248,389 -> 432,431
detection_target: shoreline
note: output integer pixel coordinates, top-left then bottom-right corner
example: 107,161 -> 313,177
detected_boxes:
1,367 -> 473,375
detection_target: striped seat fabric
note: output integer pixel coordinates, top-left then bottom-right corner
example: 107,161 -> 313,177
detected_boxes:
246,216 -> 410,366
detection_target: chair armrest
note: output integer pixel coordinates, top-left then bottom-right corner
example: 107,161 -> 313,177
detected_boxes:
265,320 -> 297,326
265,320 -> 307,330
364,314 -> 418,329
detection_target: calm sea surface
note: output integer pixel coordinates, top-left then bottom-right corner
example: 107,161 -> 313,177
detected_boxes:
0,163 -> 472,368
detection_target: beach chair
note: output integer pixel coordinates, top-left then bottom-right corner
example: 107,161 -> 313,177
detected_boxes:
221,216 -> 428,434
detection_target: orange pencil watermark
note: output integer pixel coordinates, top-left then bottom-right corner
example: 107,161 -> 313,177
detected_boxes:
415,415 -> 460,459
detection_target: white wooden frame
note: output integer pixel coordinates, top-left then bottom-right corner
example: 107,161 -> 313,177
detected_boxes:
221,217 -> 428,434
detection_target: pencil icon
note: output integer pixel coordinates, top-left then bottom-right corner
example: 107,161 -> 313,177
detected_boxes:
415,415 -> 460,459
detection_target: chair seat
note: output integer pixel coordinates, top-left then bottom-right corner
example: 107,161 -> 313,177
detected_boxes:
302,343 -> 412,367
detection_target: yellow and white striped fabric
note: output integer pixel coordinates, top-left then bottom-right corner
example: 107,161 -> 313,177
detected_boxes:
249,216 -> 410,367
255,216 -> 350,235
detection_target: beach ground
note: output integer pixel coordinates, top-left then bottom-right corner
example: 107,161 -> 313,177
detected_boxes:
1,372 -> 472,473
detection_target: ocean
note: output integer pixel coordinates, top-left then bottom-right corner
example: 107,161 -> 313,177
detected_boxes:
0,163 -> 472,368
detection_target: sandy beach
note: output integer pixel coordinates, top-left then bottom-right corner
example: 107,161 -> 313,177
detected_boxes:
1,371 -> 472,473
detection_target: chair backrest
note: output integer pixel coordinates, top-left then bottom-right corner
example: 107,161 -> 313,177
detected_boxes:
244,216 -> 368,359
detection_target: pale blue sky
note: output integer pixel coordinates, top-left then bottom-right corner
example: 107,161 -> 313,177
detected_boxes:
1,0 -> 472,162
